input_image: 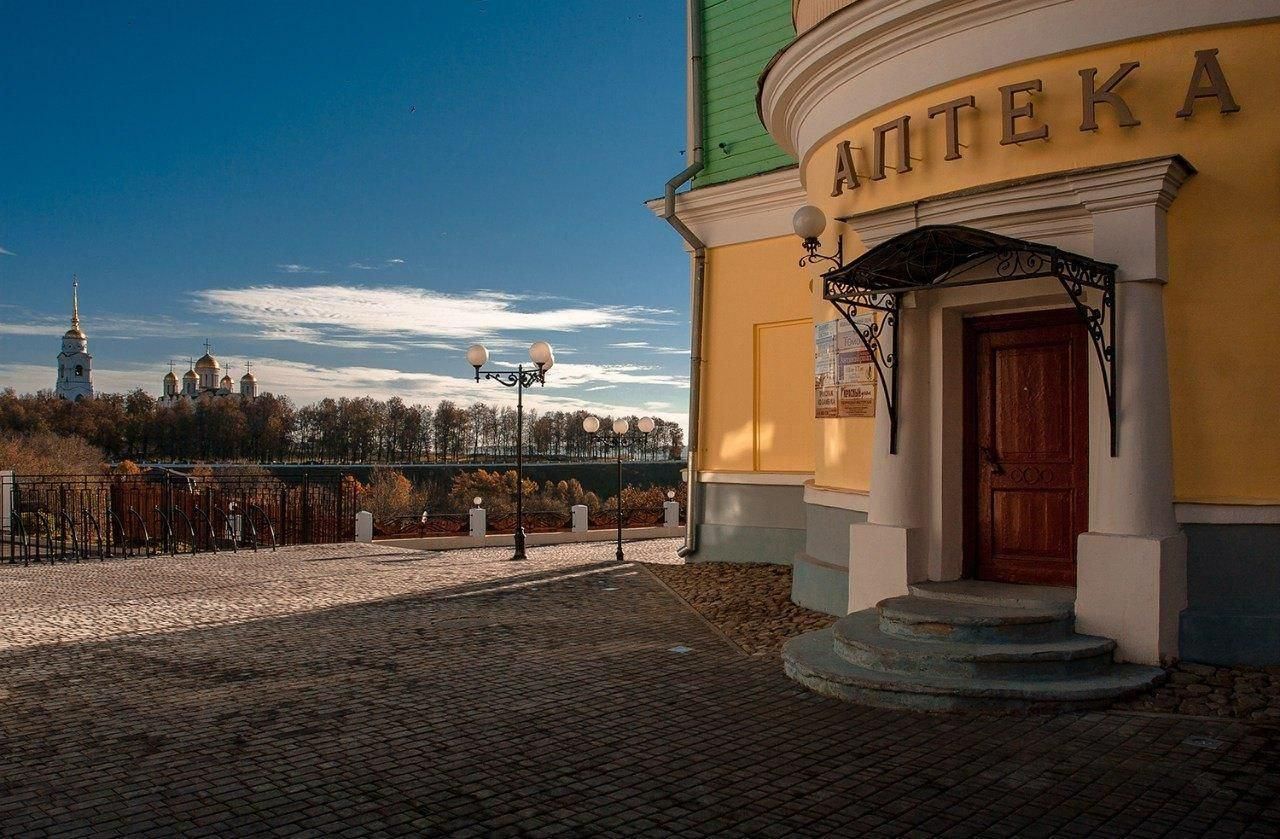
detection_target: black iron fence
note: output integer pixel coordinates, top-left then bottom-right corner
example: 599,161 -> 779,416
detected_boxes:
371,506 -> 683,540
3,472 -> 358,565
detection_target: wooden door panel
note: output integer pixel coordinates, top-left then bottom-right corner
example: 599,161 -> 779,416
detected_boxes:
993,346 -> 1073,459
991,489 -> 1075,557
966,310 -> 1088,586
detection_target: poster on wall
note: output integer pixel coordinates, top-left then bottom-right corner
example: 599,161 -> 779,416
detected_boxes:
815,316 -> 877,418
814,320 -> 839,418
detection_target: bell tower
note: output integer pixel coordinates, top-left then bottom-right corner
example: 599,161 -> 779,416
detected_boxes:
55,277 -> 94,401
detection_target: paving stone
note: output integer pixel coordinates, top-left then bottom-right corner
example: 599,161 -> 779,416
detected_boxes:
0,540 -> 1278,836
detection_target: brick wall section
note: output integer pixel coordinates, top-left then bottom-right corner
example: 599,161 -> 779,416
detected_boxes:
695,0 -> 797,187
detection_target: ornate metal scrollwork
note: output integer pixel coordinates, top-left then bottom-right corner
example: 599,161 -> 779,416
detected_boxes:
798,235 -> 844,269
829,294 -> 902,454
821,224 -> 1119,456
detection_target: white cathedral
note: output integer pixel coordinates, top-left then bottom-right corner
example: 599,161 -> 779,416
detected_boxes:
161,343 -> 258,403
54,280 -> 258,402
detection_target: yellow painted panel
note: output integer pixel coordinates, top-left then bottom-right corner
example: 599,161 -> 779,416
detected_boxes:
797,22 -> 1280,502
700,236 -> 818,473
755,319 -> 816,471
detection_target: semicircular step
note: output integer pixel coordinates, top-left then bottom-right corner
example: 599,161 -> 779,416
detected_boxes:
835,610 -> 1115,680
878,594 -> 1074,644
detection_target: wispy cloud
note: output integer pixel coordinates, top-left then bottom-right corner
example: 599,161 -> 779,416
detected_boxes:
0,314 -> 195,339
276,263 -> 327,275
608,340 -> 689,355
192,284 -> 672,347
0,246 -> 14,256
349,258 -> 405,271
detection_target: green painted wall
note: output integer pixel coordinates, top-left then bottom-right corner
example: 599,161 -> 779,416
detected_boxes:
695,0 -> 796,188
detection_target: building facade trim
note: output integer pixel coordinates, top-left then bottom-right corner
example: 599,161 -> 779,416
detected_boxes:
647,167 -> 805,248
760,0 -> 1280,162
698,470 -> 814,486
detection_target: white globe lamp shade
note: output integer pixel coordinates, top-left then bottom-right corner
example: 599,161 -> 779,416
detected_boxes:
792,205 -> 827,240
637,416 -> 656,434
582,415 -> 601,434
541,353 -> 555,371
466,344 -> 489,368
612,418 -> 630,435
529,341 -> 554,367
472,496 -> 483,507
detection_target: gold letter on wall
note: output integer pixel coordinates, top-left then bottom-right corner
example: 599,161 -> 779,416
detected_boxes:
871,116 -> 912,180
1177,49 -> 1240,118
1080,62 -> 1141,131
999,80 -> 1049,145
831,140 -> 860,197
927,96 -> 976,160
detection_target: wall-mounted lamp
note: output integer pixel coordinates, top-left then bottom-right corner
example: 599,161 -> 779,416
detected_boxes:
793,205 -> 843,269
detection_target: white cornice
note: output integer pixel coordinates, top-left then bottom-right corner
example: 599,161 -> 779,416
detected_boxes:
646,167 -> 804,248
804,480 -> 871,512
698,470 -> 814,486
839,156 -> 1195,258
760,0 -> 1280,162
1175,503 -> 1280,524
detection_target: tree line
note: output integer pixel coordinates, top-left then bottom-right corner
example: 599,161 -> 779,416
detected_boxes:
0,388 -> 684,464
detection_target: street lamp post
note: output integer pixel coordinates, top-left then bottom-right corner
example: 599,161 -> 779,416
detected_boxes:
467,341 -> 555,560
583,415 -> 656,562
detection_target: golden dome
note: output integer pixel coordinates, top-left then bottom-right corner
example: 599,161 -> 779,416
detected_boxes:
220,374 -> 233,386
195,353 -> 219,371
183,368 -> 198,381
163,370 -> 178,383
64,326 -> 85,339
241,371 -> 256,382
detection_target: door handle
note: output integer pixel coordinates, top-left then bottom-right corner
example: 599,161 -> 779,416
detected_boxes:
980,445 -> 1004,474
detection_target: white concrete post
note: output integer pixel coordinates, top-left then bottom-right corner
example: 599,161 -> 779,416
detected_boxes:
355,510 -> 374,543
1074,162 -> 1192,665
848,300 -> 931,612
571,504 -> 589,533
663,500 -> 681,528
469,506 -> 486,540
0,470 -> 13,534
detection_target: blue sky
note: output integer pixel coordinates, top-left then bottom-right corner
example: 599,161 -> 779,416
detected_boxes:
0,1 -> 692,425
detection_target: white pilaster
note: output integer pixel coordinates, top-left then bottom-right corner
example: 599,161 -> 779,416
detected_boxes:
1072,160 -> 1193,664
849,300 -> 931,612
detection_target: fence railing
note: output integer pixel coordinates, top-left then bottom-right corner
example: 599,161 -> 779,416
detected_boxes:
3,472 -> 358,565
371,506 -> 683,541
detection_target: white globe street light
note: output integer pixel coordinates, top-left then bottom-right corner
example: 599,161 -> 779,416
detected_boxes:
582,414 -> 658,562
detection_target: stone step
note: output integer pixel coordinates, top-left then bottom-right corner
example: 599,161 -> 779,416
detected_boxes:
835,610 -> 1115,681
908,580 -> 1075,611
783,628 -> 1165,713
878,594 -> 1075,644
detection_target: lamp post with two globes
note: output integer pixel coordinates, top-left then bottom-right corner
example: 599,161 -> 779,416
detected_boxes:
583,414 -> 656,562
467,340 -> 555,560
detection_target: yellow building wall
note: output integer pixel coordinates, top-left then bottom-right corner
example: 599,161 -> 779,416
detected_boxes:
794,22 -> 1280,502
699,236 -> 815,474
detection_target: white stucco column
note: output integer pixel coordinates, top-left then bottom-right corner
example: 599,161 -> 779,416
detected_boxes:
848,299 -> 931,612
1074,158 -> 1193,665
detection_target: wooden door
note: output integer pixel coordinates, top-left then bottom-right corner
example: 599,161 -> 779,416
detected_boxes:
965,310 -> 1088,586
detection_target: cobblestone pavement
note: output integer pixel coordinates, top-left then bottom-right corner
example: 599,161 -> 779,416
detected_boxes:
641,562 -> 835,656
2,541 -> 1278,837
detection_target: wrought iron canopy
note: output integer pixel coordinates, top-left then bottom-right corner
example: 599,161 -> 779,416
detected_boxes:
819,224 -> 1118,456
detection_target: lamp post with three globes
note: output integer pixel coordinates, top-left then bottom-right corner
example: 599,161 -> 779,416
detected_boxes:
582,414 -> 656,562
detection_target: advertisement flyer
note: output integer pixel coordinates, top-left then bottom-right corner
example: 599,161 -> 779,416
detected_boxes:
815,316 -> 877,418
